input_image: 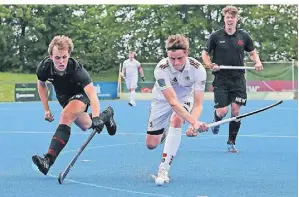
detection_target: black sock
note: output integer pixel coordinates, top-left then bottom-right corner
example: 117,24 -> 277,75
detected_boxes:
228,121 -> 241,144
47,124 -> 71,164
214,111 -> 223,121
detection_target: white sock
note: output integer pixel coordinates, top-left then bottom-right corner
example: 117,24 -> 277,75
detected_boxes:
159,127 -> 182,171
130,90 -> 136,103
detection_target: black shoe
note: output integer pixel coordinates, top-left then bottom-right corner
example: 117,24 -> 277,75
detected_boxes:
103,106 -> 117,136
32,155 -> 51,175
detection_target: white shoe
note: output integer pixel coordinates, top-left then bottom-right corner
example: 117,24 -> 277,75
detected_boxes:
128,101 -> 136,107
157,166 -> 170,183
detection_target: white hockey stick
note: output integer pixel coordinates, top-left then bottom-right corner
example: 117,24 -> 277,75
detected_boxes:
196,100 -> 283,133
120,72 -> 126,80
220,65 -> 255,70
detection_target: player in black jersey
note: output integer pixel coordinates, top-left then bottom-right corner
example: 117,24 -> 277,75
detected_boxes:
202,6 -> 263,152
32,35 -> 117,175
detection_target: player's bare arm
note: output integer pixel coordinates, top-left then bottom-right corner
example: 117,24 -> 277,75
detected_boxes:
201,50 -> 220,71
185,91 -> 206,136
121,67 -> 126,79
249,50 -> 263,71
37,80 -> 49,110
84,82 -> 100,117
161,87 -> 196,125
190,91 -> 204,119
201,50 -> 212,68
37,80 -> 53,122
138,66 -> 145,81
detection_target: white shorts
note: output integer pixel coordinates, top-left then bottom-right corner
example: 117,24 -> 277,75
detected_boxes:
146,99 -> 193,135
125,76 -> 138,89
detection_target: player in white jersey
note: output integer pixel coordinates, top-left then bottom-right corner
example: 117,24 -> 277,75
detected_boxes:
121,51 -> 145,106
145,34 -> 208,183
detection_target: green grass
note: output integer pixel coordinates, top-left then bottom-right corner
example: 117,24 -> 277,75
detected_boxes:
0,69 -> 118,102
0,72 -> 37,83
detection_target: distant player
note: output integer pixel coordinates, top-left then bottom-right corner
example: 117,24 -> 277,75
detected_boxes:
202,5 -> 263,152
145,34 -> 208,183
32,35 -> 117,175
121,51 -> 145,106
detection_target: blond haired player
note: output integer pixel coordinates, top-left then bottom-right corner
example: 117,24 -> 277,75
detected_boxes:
145,34 -> 208,183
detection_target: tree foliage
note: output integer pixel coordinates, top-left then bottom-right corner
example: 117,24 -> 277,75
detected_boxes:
0,5 -> 297,73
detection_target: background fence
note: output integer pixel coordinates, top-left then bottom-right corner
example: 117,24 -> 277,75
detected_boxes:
120,61 -> 298,100
0,61 -> 297,102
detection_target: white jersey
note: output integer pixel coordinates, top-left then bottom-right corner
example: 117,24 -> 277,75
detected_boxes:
123,59 -> 141,77
152,57 -> 206,102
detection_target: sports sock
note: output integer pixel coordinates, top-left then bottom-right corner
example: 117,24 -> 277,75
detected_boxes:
46,124 -> 71,164
130,90 -> 136,103
159,127 -> 182,171
228,121 -> 241,144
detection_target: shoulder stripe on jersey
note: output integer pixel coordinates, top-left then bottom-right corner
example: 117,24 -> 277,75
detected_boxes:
188,58 -> 200,69
159,60 -> 169,69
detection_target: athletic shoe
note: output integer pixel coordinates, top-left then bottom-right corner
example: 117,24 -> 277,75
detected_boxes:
128,101 -> 136,107
32,154 -> 52,175
211,123 -> 220,134
103,106 -> 117,136
156,166 -> 170,183
227,141 -> 238,153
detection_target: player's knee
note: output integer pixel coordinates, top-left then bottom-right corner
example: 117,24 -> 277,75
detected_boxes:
231,104 -> 240,116
146,137 -> 159,149
60,111 -> 75,124
75,118 -> 91,131
146,133 -> 162,150
216,107 -> 228,118
146,142 -> 158,150
80,127 -> 88,131
170,115 -> 184,127
231,109 -> 240,117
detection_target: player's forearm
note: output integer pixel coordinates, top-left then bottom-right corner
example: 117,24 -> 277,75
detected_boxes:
250,50 -> 261,64
190,104 -> 203,121
170,101 -> 196,124
86,86 -> 100,117
89,93 -> 100,118
122,68 -> 126,76
139,67 -> 144,77
201,51 -> 213,68
37,81 -> 50,111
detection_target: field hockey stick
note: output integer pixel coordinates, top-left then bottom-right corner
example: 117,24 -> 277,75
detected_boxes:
58,129 -> 98,184
197,100 -> 283,133
219,65 -> 256,70
119,72 -> 126,80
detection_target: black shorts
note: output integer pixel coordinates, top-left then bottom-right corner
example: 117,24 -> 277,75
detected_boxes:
212,75 -> 247,108
58,93 -> 90,112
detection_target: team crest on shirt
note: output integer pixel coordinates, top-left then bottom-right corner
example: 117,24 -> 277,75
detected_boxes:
237,40 -> 244,46
157,79 -> 166,88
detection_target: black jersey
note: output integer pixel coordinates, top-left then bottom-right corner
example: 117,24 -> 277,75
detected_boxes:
204,28 -> 255,77
36,57 -> 92,104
